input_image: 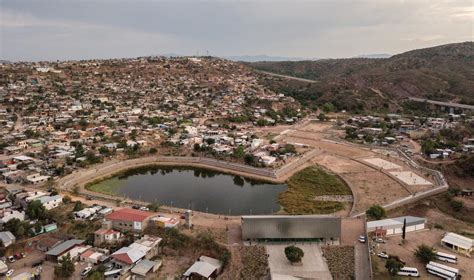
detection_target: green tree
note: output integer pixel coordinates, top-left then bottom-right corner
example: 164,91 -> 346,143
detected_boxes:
385,257 -> 403,275
54,253 -> 75,278
318,113 -> 326,121
26,200 -> 47,220
414,244 -> 436,264
232,146 -> 245,158
73,201 -> 84,212
322,102 -> 335,113
256,119 -> 267,126
147,202 -> 161,212
450,200 -> 463,212
149,147 -> 157,154
244,154 -> 255,165
284,246 -> 304,263
62,195 -> 72,204
366,205 -> 386,220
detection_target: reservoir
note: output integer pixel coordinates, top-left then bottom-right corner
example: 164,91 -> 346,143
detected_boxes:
88,166 -> 287,215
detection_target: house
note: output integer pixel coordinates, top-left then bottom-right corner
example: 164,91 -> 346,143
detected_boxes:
104,208 -> 156,233
183,256 -> 223,280
367,216 -> 426,236
45,239 -> 85,261
129,235 -> 162,260
0,260 -> 7,275
441,232 -> 473,257
94,228 -> 122,246
151,216 -> 179,228
131,259 -> 162,279
0,231 -> 16,247
36,194 -> 62,210
80,248 -> 108,265
58,245 -> 91,263
0,210 -> 25,224
111,246 -> 146,269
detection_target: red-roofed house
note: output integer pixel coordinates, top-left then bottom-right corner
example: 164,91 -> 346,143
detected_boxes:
105,208 -> 156,233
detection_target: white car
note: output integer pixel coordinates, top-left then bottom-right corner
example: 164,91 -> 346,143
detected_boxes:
377,252 -> 389,259
6,269 -> 14,277
358,235 -> 366,243
373,237 -> 386,243
7,256 -> 15,263
81,266 -> 93,277
139,207 -> 149,211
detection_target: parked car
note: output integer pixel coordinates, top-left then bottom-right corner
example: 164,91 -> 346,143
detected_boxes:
20,252 -> 27,258
358,235 -> 366,243
377,252 -> 389,259
139,206 -> 149,211
14,253 -> 22,260
373,237 -> 386,243
6,269 -> 14,277
86,195 -> 94,200
81,266 -> 92,277
7,256 -> 15,263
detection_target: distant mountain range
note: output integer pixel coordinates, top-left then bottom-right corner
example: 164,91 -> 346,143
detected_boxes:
353,54 -> 391,59
249,42 -> 474,112
224,55 -> 319,62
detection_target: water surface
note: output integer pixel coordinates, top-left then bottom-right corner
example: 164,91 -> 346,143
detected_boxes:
90,166 -> 287,215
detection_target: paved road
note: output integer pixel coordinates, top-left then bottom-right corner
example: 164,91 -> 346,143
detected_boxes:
257,70 -> 318,83
355,243 -> 371,280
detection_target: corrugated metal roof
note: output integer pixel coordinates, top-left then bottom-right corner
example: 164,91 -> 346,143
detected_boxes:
46,239 -> 84,256
442,233 -> 473,250
241,215 -> 341,240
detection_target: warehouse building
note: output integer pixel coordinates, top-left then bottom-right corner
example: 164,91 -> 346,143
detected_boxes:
367,216 -> 426,236
241,215 -> 341,244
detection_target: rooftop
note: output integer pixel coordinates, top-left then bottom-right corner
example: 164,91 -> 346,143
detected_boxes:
105,208 -> 155,222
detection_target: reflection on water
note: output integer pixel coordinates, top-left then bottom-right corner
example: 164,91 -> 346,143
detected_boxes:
91,166 -> 287,215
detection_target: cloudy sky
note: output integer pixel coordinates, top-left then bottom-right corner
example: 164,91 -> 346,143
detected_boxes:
1,0 -> 472,61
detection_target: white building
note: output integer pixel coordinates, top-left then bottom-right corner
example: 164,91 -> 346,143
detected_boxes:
36,195 -> 62,210
441,232 -> 473,257
367,216 -> 426,236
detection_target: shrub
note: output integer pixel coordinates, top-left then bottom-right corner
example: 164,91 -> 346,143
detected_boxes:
450,200 -> 463,212
414,244 -> 436,264
284,246 -> 304,263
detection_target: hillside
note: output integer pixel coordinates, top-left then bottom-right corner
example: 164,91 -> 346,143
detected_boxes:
250,42 -> 474,112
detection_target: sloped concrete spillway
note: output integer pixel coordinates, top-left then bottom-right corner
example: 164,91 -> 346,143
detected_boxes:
89,166 -> 287,215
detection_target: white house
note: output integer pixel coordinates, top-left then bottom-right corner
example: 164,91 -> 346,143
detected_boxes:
441,232 -> 473,257
36,195 -> 62,210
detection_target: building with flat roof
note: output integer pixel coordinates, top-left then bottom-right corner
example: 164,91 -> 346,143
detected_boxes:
441,232 -> 473,257
367,216 -> 426,236
45,239 -> 85,261
241,215 -> 341,244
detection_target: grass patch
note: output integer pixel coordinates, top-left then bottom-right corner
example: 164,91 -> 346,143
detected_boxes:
86,178 -> 122,195
279,166 -> 352,214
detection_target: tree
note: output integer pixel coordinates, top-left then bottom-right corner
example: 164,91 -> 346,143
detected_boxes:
62,195 -> 72,204
322,102 -> 335,113
73,201 -> 84,211
450,200 -> 463,212
256,119 -> 267,126
149,147 -> 157,154
232,146 -> 245,158
285,246 -> 304,263
193,143 -> 201,152
402,218 -> 406,240
26,200 -> 47,220
318,113 -> 326,121
147,202 -> 160,212
54,253 -> 75,278
414,244 -> 436,264
366,205 -> 386,220
244,154 -> 255,165
385,257 -> 403,275
205,138 -> 215,145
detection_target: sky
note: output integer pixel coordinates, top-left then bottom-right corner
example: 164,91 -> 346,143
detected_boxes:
1,0 -> 473,61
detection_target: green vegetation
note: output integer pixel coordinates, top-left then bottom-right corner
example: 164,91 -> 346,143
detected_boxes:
54,253 -> 75,278
26,200 -> 47,220
279,166 -> 351,214
414,244 -> 436,264
385,257 -> 404,275
366,205 -> 386,220
285,245 -> 304,263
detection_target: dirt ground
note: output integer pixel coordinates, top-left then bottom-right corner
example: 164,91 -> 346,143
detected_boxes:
371,229 -> 473,279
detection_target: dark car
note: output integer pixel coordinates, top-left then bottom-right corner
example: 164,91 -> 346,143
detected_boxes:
14,253 -> 22,260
